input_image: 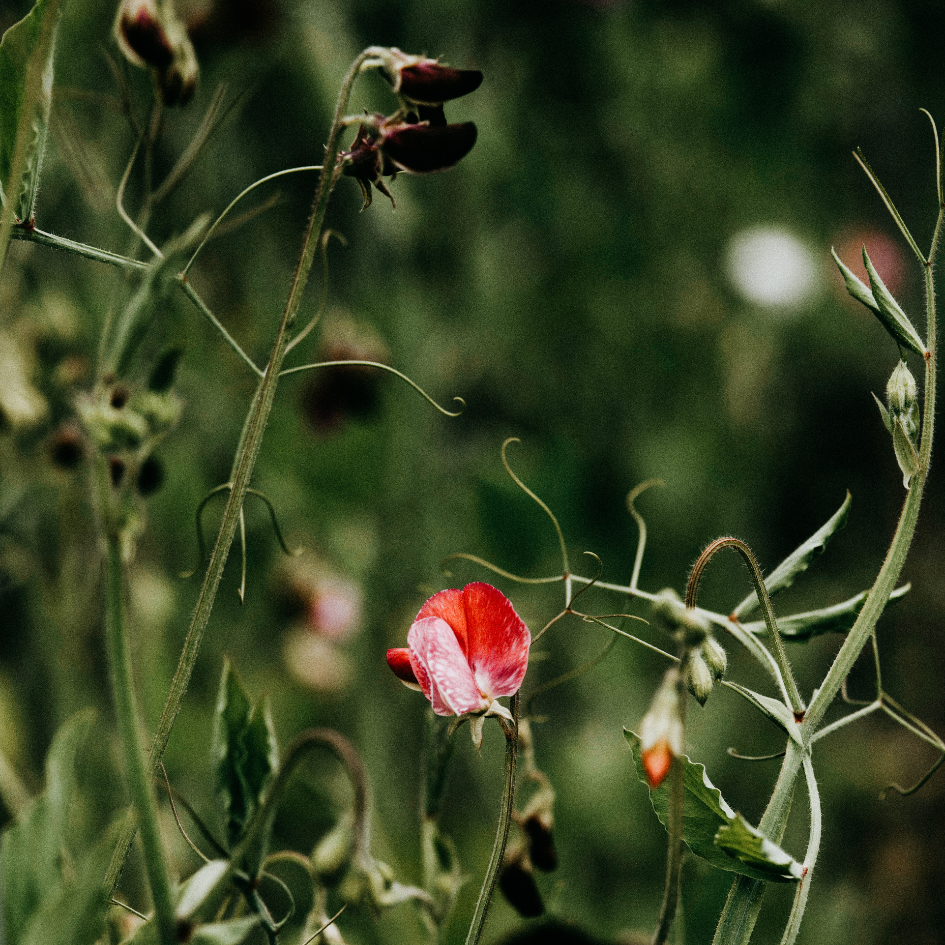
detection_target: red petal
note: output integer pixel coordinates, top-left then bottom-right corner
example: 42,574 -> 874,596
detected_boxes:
643,740 -> 673,789
461,583 -> 530,701
386,647 -> 418,684
408,616 -> 486,716
417,588 -> 469,654
397,62 -> 483,105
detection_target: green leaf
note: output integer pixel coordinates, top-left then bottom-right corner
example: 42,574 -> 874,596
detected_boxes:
190,917 -> 260,945
0,710 -> 107,945
212,659 -> 279,850
714,814 -> 804,883
832,248 -> 882,316
741,584 -> 910,641
722,682 -> 803,744
624,730 -> 799,882
862,247 -> 927,356
732,492 -> 852,620
0,0 -> 64,222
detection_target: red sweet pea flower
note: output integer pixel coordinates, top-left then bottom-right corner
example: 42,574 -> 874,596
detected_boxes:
386,583 -> 530,725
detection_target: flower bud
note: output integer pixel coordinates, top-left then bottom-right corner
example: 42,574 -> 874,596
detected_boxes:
887,359 -> 918,416
522,813 -> 557,873
114,0 -> 174,69
381,121 -> 477,174
685,653 -> 714,707
639,670 -> 684,789
650,588 -> 711,647
157,19 -> 199,106
701,636 -> 728,681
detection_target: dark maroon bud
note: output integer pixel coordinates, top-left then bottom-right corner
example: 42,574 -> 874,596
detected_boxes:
115,0 -> 174,69
109,456 -> 127,488
397,61 -> 483,105
523,814 -> 558,873
48,424 -> 86,470
157,23 -> 199,107
381,121 -> 477,174
110,384 -> 131,409
137,455 -> 164,496
499,855 -> 545,919
300,340 -> 385,434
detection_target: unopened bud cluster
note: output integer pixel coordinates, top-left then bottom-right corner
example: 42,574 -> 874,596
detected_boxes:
340,48 -> 483,208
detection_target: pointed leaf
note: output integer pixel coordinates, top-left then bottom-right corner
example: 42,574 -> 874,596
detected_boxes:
722,682 -> 803,744
862,247 -> 926,355
212,660 -> 279,849
733,492 -> 852,620
832,248 -> 881,315
0,0 -> 64,221
714,814 -> 804,882
741,584 -> 910,641
625,730 -> 797,881
0,710 -> 98,945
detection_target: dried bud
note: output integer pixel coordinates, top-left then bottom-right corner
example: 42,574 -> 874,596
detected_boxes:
523,813 -> 558,873
639,670 -> 683,789
685,653 -> 714,707
499,849 -> 544,918
378,48 -> 483,105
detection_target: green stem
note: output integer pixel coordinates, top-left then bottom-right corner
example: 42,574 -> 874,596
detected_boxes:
464,694 -> 519,945
714,174 -> 942,945
99,461 -> 176,945
104,47 -> 376,894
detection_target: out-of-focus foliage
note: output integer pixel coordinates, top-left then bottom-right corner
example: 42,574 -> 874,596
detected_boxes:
2,0 -> 945,942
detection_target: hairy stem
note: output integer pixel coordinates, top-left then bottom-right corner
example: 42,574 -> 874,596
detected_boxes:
464,694 -> 519,945
104,47 -> 376,895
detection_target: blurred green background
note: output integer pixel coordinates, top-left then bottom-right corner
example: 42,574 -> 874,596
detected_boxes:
2,0 -> 945,942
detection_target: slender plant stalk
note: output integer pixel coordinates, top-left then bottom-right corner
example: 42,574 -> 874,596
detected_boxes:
104,47 -> 378,895
464,694 -> 519,945
713,162 -> 942,945
652,659 -> 687,945
99,460 -> 177,945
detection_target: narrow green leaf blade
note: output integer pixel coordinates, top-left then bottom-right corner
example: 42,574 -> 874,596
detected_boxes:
722,682 -> 803,744
831,248 -> 881,315
625,730 -> 795,881
741,584 -> 910,641
0,710 -> 96,945
714,814 -> 804,883
0,0 -> 63,221
862,247 -> 927,355
733,492 -> 852,620
211,660 -> 278,849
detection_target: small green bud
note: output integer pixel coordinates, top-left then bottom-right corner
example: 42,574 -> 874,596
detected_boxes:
650,588 -> 712,647
886,360 -> 917,416
701,636 -> 728,681
311,810 -> 356,886
685,653 -> 714,707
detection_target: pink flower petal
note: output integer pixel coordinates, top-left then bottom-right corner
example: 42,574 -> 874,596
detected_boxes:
461,583 -> 530,700
408,616 -> 487,716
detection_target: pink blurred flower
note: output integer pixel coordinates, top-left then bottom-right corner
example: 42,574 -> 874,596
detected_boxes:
386,583 -> 530,724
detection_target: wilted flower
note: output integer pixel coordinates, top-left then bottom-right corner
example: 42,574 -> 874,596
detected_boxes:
341,115 -> 478,209
386,582 -> 530,730
377,48 -> 483,106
